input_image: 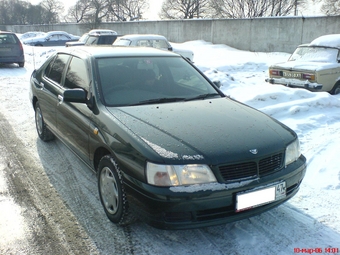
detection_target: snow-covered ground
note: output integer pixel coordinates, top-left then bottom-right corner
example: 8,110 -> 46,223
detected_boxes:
1,40 -> 339,254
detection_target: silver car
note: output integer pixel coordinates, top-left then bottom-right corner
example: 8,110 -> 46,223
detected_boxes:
266,34 -> 340,95
113,34 -> 194,62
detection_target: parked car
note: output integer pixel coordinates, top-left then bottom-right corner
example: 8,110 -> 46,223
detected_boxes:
29,46 -> 306,230
66,29 -> 118,47
113,34 -> 194,62
22,31 -> 80,46
19,31 -> 46,41
0,31 -> 25,67
266,34 -> 340,95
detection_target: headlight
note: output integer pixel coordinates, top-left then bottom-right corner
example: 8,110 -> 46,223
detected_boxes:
285,139 -> 301,166
146,162 -> 217,187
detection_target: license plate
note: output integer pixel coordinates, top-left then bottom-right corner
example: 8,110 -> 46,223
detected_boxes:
236,181 -> 286,212
282,71 -> 301,78
0,48 -> 11,52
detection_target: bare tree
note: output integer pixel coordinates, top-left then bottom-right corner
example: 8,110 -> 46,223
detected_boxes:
209,0 -> 306,19
64,0 -> 148,25
160,0 -> 211,19
40,0 -> 64,23
109,0 -> 149,21
321,0 -> 340,15
66,0 -> 93,23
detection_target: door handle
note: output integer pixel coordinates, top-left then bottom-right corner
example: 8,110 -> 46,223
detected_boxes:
57,94 -> 64,105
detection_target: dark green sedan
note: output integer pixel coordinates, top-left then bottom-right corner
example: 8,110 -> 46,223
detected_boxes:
29,46 -> 306,230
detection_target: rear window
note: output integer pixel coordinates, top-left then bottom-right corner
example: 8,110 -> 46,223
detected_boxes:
0,33 -> 19,44
289,46 -> 339,63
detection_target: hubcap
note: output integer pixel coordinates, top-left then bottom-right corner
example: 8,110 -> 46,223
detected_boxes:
35,107 -> 43,135
100,167 -> 119,214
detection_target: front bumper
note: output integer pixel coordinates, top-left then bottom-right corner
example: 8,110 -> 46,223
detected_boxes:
124,155 -> 307,230
265,77 -> 323,91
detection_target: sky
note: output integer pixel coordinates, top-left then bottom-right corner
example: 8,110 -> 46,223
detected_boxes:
1,34 -> 339,253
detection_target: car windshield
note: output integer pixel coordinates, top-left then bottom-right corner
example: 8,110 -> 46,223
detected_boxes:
96,56 -> 221,106
289,46 -> 339,62
114,39 -> 131,46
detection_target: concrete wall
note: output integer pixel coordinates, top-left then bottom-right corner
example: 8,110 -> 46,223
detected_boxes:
4,15 -> 340,53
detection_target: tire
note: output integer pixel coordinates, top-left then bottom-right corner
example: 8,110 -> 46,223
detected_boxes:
98,155 -> 135,226
18,62 -> 25,67
35,101 -> 55,141
330,82 -> 340,95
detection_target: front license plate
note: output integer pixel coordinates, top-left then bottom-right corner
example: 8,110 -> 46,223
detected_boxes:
236,181 -> 286,212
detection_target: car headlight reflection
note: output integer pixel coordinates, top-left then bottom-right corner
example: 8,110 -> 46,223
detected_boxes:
285,139 -> 301,166
146,162 -> 217,186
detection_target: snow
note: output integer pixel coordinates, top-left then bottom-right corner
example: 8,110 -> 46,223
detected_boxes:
310,34 -> 340,48
1,37 -> 340,253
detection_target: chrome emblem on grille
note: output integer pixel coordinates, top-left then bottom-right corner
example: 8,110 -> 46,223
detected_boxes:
249,149 -> 258,155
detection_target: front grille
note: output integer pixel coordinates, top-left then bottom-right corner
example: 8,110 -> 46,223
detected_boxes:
259,153 -> 283,176
219,153 -> 284,182
219,162 -> 257,181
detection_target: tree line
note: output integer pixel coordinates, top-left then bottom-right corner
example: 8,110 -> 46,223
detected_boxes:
0,0 -> 337,26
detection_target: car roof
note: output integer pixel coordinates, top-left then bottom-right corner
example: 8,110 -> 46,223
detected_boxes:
88,29 -> 117,36
118,34 -> 167,40
60,45 -> 180,58
0,30 -> 15,35
309,34 -> 340,49
46,31 -> 70,35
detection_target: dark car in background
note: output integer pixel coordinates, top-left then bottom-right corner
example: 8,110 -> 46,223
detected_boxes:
22,31 -> 80,46
29,46 -> 306,229
0,31 -> 25,67
66,29 -> 118,47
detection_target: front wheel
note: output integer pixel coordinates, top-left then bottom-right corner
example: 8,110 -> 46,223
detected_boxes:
330,82 -> 340,95
97,155 -> 135,226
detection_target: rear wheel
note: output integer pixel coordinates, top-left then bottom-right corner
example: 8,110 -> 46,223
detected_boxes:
35,102 -> 55,141
18,62 -> 24,67
98,155 -> 135,226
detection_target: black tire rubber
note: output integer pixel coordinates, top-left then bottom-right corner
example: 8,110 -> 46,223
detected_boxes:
97,155 -> 135,226
18,62 -> 24,67
34,101 -> 55,141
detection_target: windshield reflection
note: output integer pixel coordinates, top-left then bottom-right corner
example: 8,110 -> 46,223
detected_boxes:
96,56 -> 221,106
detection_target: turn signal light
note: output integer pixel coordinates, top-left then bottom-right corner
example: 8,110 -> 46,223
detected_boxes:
302,73 -> 315,81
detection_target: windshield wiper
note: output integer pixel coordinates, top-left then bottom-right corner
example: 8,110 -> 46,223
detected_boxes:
185,93 -> 221,101
130,97 -> 186,106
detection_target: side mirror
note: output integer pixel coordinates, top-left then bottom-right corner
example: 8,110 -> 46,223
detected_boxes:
168,47 -> 173,51
63,89 -> 87,103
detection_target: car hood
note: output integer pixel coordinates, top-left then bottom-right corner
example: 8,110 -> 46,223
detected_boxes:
107,98 -> 295,164
270,61 -> 339,72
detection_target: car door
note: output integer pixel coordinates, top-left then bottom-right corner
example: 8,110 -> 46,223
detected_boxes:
37,53 -> 70,134
56,56 -> 92,163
